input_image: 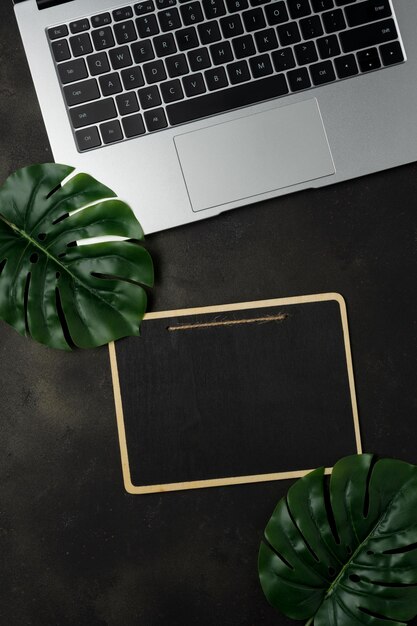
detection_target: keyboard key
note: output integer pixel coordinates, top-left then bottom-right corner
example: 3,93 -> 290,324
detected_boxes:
99,72 -> 123,96
345,0 -> 391,27
243,8 -> 266,32
138,85 -> 162,108
311,0 -> 334,10
380,41 -> 404,67
92,27 -> 115,50
255,28 -> 278,52
322,8 -> 346,32
64,78 -> 100,106
48,25 -> 68,40
188,47 -> 211,70
159,8 -> 182,31
52,40 -> 71,63
287,66 -> 311,91
109,46 -> 133,69
70,34 -> 93,58
113,7 -> 134,21
70,19 -> 90,34
203,0 -> 227,19
121,66 -> 145,89
145,108 -> 168,131
176,27 -> 199,50
205,66 -> 228,90
295,41 -> 318,65
183,72 -> 207,96
116,91 -> 140,115
357,47 -> 381,72
210,41 -> 233,65
157,0 -> 177,8
70,98 -> 117,128
265,1 -> 289,25
334,53 -> 358,77
272,47 -> 296,71
232,34 -> 256,59
288,0 -> 311,18
340,18 -> 397,53
166,73 -> 288,125
58,58 -> 88,84
335,0 -> 355,4
227,0 -> 249,11
137,15 -> 160,37
154,33 -> 177,56
114,21 -> 138,44
310,59 -> 336,84
132,40 -> 155,63
87,52 -> 110,75
250,54 -> 273,77
317,34 -> 340,58
300,15 -> 323,39
101,120 -> 124,144
134,1 -> 155,14
161,78 -> 184,102
227,59 -> 250,84
181,2 -> 205,25
143,59 -> 167,83
75,126 -> 101,151
91,13 -> 112,28
277,22 -> 301,46
220,15 -> 244,38
122,114 -> 146,137
166,53 -> 189,76
198,21 -> 222,44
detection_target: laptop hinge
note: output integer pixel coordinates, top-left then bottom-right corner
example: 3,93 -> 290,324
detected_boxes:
37,0 -> 73,8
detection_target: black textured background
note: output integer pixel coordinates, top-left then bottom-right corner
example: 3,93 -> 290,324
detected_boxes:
1,1 -> 417,624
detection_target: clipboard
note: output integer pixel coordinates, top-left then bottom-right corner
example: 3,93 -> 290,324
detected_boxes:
109,293 -> 362,494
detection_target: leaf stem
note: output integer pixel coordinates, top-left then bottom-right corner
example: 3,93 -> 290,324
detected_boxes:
305,618 -> 314,626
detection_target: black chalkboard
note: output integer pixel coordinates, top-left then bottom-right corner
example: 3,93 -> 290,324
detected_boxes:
109,294 -> 361,493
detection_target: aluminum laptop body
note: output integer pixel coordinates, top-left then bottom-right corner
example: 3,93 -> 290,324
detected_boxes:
14,0 -> 417,234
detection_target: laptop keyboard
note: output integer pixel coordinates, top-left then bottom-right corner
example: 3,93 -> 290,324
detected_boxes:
47,0 -> 405,153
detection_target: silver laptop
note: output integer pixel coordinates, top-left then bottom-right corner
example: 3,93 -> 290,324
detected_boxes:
14,0 -> 416,234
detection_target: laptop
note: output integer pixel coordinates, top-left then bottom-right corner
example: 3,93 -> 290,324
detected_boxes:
13,0 -> 417,234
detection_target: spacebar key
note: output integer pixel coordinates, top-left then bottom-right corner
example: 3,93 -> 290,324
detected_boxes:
70,98 -> 117,129
167,74 -> 289,126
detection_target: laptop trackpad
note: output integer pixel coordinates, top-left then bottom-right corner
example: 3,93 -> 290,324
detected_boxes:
174,98 -> 335,213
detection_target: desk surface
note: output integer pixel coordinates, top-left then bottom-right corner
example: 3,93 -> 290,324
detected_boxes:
1,1 -> 416,624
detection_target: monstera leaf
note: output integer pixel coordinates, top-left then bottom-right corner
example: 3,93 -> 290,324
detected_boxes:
259,455 -> 417,626
0,164 -> 153,350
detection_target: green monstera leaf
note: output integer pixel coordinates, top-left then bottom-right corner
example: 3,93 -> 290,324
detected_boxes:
259,455 -> 417,626
0,164 -> 153,350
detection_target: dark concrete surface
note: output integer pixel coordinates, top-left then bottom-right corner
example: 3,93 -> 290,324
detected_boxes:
1,1 -> 416,624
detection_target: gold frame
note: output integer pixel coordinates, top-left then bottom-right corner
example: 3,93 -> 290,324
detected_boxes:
109,293 -> 362,494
